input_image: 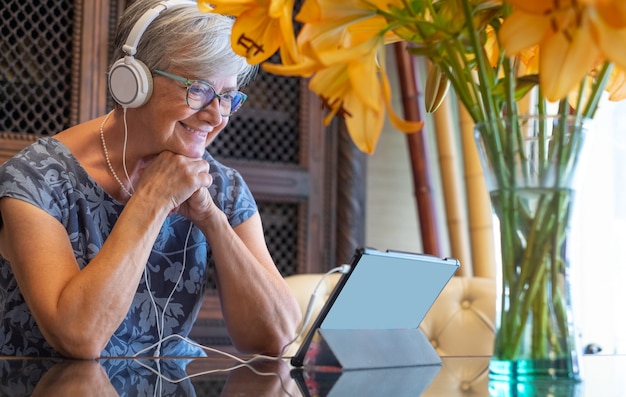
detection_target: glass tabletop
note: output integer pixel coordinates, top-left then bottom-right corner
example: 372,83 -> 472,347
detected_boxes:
1,354 -> 624,396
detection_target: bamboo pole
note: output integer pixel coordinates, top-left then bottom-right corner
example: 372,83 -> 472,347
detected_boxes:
394,43 -> 442,256
432,94 -> 473,276
458,104 -> 496,277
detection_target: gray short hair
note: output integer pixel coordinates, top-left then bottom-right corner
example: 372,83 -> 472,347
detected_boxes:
111,0 -> 257,87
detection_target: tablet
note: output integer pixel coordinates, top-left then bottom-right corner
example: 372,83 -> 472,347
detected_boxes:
290,247 -> 459,367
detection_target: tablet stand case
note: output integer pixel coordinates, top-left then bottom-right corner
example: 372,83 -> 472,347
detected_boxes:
313,328 -> 441,370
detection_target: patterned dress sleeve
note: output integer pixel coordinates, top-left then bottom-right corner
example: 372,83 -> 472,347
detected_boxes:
0,138 -> 71,223
204,152 -> 258,227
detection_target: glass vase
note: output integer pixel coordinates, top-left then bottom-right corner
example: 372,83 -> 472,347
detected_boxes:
474,115 -> 591,384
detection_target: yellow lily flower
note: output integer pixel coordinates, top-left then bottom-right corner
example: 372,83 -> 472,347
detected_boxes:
203,0 -> 422,154
306,32 -> 420,153
309,59 -> 385,153
499,1 -> 602,101
295,2 -> 385,54
260,0 -> 419,153
588,1 -> 626,72
309,61 -> 385,154
295,0 -> 401,23
517,46 -> 539,76
484,25 -> 500,69
500,0 -> 626,101
199,0 -> 299,65
259,0 -> 391,75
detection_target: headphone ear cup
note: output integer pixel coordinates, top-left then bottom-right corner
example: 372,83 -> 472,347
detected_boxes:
108,57 -> 153,108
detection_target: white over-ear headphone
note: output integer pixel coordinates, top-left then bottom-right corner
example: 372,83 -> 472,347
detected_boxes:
108,0 -> 196,108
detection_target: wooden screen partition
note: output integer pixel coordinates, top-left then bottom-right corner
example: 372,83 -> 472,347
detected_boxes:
0,132 -> 43,164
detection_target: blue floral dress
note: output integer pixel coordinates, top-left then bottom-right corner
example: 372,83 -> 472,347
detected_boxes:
0,137 -> 257,357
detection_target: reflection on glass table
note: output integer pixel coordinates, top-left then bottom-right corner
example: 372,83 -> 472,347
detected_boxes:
0,354 -> 625,396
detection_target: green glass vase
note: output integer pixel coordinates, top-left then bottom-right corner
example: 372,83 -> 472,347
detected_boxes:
475,115 -> 590,384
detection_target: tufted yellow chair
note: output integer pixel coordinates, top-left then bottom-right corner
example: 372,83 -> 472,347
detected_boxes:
419,276 -> 496,356
283,274 -> 496,357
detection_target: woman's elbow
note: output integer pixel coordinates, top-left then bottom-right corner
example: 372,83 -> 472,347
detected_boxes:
233,331 -> 291,357
47,331 -> 106,360
234,312 -> 302,356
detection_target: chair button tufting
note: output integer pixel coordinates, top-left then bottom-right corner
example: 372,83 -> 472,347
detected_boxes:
461,300 -> 472,309
430,339 -> 438,348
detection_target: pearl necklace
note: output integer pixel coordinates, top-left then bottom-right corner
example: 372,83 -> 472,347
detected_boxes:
99,111 -> 133,197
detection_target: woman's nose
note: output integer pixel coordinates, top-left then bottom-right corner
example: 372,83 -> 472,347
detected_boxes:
198,99 -> 224,125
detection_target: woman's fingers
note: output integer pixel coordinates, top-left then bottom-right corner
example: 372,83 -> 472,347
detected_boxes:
134,151 -> 212,211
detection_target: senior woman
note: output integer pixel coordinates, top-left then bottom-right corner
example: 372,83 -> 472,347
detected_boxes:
0,0 -> 301,359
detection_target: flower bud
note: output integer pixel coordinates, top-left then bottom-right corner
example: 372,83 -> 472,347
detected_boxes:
425,63 -> 450,113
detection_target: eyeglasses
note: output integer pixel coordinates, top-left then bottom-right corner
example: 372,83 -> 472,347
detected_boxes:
153,69 -> 247,117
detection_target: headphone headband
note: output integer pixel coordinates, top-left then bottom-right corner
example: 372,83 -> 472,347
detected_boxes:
122,0 -> 197,56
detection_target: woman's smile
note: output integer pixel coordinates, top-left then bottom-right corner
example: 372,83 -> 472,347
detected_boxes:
180,121 -> 210,141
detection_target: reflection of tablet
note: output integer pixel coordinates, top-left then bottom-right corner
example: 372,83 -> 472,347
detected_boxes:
290,366 -> 341,397
290,247 -> 459,368
290,364 -> 441,397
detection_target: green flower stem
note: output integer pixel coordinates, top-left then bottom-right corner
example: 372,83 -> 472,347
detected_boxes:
438,38 -> 483,120
535,281 -> 548,357
582,62 -> 612,118
495,175 -> 577,360
486,114 -> 587,362
460,0 -> 497,123
500,198 -> 551,357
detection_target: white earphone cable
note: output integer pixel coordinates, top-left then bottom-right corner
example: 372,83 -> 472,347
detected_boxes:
132,264 -> 351,362
115,106 -> 351,365
272,263 -> 350,359
121,108 -> 134,194
115,109 -> 193,357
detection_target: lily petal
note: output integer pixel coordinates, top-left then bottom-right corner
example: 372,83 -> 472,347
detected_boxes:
540,19 -> 600,101
594,1 -> 626,29
230,7 -> 283,64
505,0 -> 559,14
499,11 -> 549,56
261,56 -> 320,76
296,0 -> 322,23
380,62 -> 424,133
343,94 -> 385,154
348,47 -> 383,113
199,0 -> 258,15
591,16 -> 626,71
